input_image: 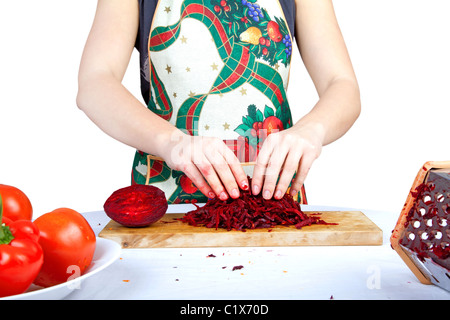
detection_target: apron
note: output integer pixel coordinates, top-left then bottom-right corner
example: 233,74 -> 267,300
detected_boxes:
131,0 -> 307,204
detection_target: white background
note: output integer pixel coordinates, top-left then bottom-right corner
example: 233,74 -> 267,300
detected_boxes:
0,0 -> 449,219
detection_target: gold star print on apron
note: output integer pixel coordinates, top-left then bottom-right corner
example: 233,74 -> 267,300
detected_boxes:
131,0 -> 307,204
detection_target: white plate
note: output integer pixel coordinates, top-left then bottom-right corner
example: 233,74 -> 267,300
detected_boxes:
0,237 -> 121,300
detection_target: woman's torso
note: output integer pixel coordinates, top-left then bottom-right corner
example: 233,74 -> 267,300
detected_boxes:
131,0 -> 306,204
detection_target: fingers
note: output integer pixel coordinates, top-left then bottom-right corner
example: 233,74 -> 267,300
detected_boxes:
205,152 -> 240,200
252,132 -> 320,200
182,162 -> 216,199
169,133 -> 319,202
260,148 -> 288,200
289,152 -> 315,197
183,157 -> 236,201
221,147 -> 250,192
252,134 -> 291,199
251,137 -> 274,197
205,142 -> 249,199
184,137 -> 248,200
194,155 -> 229,200
274,150 -> 301,199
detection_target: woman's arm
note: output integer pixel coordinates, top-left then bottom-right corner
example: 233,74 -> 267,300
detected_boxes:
251,0 -> 361,199
77,0 -> 175,160
77,0 -> 248,200
294,0 -> 361,144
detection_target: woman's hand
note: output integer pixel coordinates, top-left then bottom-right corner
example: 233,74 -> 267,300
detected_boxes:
251,122 -> 324,200
160,132 -> 249,201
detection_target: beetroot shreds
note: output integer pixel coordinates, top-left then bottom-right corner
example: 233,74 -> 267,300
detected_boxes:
178,178 -> 335,231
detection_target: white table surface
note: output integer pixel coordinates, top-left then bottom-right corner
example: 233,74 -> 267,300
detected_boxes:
65,204 -> 450,300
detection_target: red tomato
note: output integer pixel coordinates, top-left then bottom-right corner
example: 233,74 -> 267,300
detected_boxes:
0,184 -> 33,221
33,208 -> 96,287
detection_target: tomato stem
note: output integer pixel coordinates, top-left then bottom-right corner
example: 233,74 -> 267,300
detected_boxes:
0,194 -> 14,245
0,193 -> 3,228
0,194 -> 5,240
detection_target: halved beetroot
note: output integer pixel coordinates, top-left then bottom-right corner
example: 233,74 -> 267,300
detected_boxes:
103,184 -> 168,227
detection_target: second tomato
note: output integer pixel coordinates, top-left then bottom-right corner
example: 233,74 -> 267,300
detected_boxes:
33,208 -> 96,287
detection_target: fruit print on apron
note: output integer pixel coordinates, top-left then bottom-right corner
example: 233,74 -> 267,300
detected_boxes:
131,0 -> 307,204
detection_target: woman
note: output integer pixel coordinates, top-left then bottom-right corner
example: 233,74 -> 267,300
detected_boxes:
77,0 -> 360,204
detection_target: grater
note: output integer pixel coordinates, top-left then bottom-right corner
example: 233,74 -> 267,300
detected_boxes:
391,161 -> 450,291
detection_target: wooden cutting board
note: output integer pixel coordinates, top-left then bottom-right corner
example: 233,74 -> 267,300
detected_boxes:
98,211 -> 383,248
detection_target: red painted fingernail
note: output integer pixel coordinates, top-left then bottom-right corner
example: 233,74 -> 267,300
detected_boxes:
241,180 -> 249,190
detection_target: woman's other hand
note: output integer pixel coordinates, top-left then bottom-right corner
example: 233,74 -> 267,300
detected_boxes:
251,122 -> 324,200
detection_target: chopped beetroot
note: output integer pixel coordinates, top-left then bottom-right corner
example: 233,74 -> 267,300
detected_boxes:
178,178 -> 335,231
232,265 -> 244,271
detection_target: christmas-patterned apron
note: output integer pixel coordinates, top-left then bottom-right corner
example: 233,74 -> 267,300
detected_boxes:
131,0 -> 307,204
